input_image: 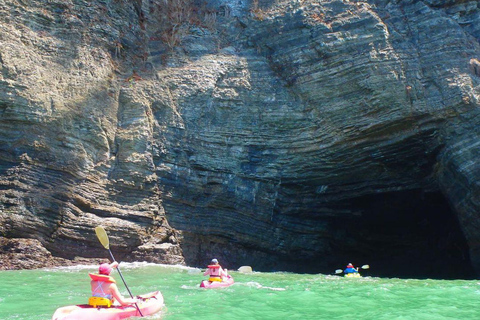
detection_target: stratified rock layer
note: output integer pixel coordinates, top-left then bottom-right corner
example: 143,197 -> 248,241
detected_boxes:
0,0 -> 479,278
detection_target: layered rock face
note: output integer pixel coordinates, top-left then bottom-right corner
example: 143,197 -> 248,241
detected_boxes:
0,0 -> 183,265
0,0 -> 479,278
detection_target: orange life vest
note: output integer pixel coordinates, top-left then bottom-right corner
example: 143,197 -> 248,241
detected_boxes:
89,273 -> 116,283
208,265 -> 222,282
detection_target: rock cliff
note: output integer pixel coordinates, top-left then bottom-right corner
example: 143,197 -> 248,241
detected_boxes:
0,0 -> 479,278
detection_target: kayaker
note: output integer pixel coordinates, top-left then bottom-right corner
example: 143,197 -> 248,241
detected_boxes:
344,263 -> 359,274
203,258 -> 228,282
89,261 -> 138,307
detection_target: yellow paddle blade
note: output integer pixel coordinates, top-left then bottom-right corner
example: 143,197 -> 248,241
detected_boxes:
95,226 -> 110,249
361,264 -> 370,269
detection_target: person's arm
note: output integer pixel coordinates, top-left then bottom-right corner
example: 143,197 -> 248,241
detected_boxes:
203,269 -> 210,276
220,267 -> 228,277
110,283 -> 137,306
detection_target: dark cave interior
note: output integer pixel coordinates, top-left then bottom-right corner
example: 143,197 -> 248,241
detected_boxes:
330,189 -> 475,279
176,188 -> 475,280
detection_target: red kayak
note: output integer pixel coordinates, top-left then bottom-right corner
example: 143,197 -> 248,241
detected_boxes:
200,275 -> 235,288
51,291 -> 164,320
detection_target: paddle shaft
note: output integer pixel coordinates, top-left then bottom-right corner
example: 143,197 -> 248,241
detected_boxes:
107,248 -> 143,317
107,250 -> 135,298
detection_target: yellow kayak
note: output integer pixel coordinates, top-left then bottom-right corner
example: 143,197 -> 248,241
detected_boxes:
345,273 -> 361,278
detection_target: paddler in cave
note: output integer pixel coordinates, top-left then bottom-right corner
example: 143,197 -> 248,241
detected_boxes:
344,263 -> 359,275
203,258 -> 228,282
88,261 -> 138,307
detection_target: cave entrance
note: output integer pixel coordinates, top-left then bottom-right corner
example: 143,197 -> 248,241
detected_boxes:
330,189 -> 474,279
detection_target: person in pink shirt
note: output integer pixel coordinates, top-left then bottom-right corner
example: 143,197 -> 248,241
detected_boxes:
203,259 -> 228,282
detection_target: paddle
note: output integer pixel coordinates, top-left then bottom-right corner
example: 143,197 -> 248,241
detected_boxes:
94,226 -> 143,317
335,264 -> 370,274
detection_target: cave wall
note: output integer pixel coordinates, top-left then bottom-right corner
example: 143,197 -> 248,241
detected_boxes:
0,0 -> 479,277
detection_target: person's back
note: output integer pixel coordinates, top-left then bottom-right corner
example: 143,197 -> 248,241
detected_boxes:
90,274 -> 115,298
344,263 -> 358,274
89,262 -> 137,307
203,258 -> 228,282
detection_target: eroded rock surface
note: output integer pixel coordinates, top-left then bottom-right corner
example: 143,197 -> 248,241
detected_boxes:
0,237 -> 96,270
0,0 -> 479,278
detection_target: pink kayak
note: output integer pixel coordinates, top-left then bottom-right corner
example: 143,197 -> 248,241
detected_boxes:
51,291 -> 164,320
200,275 -> 234,288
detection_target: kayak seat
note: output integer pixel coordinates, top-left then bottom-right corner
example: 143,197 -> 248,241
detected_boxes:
209,277 -> 222,282
88,296 -> 112,308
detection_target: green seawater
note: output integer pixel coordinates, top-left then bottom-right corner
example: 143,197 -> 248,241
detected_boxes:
0,263 -> 479,320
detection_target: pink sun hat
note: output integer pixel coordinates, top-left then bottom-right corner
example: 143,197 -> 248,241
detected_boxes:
99,263 -> 112,275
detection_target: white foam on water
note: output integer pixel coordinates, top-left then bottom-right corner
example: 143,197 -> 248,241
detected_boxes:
180,284 -> 202,290
241,281 -> 286,291
44,261 -> 202,273
44,264 -> 97,272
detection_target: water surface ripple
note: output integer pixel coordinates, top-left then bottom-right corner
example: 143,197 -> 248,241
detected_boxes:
0,263 -> 478,319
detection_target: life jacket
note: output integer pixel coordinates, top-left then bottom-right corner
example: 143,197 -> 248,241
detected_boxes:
344,267 -> 358,274
208,265 -> 222,282
89,273 -> 116,307
89,273 -> 116,283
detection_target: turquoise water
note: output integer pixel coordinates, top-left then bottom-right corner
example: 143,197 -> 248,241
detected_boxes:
0,263 -> 479,320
